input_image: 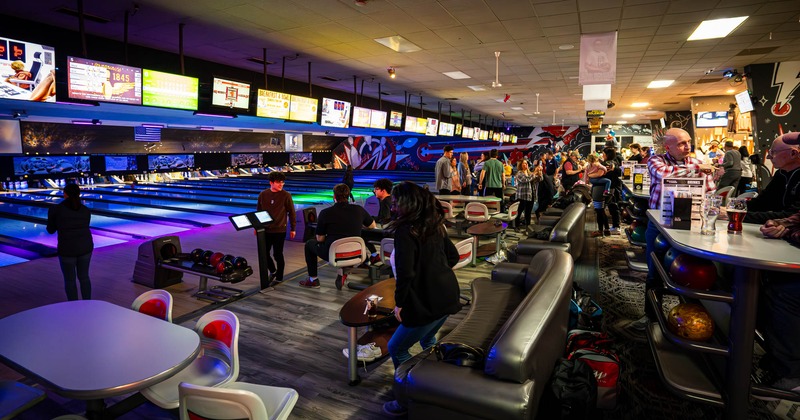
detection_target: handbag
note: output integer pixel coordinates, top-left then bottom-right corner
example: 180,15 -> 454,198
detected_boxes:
434,342 -> 485,368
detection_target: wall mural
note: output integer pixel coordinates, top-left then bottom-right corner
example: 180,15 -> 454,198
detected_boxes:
746,61 -> 800,149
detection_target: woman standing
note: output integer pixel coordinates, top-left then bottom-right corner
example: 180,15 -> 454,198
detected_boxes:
515,160 -> 540,226
738,146 -> 754,195
342,165 -> 355,202
47,183 -> 93,300
457,152 -> 472,195
383,182 -> 461,416
473,152 -> 487,195
449,156 -> 461,195
560,151 -> 582,192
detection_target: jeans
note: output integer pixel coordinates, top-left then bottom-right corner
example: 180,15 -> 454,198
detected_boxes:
644,219 -> 660,319
304,239 -> 329,278
263,232 -> 286,283
759,271 -> 800,378
589,177 -> 611,191
388,316 -> 448,369
59,252 -> 92,301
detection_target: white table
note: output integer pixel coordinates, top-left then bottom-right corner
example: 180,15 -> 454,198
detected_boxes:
621,180 -> 650,200
436,195 -> 502,203
0,300 -> 201,418
646,210 -> 800,418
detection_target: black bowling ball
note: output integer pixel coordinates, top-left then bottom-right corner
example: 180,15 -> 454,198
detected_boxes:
232,257 -> 248,269
190,248 -> 205,263
201,250 -> 215,266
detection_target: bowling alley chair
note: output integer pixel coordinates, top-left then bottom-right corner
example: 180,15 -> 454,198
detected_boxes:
439,200 -> 460,220
737,191 -> 758,199
714,186 -> 735,206
450,198 -> 466,215
327,237 -> 368,291
179,381 -> 298,420
141,310 -> 240,409
491,201 -> 520,232
131,290 -> 174,323
452,237 -> 476,304
485,199 -> 502,215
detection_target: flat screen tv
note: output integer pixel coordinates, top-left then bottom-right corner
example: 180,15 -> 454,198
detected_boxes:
288,94 -> 318,123
462,127 -> 473,138
14,156 -> 90,176
231,153 -> 262,166
256,89 -> 291,119
438,121 -> 449,136
104,155 -> 138,172
404,116 -> 417,132
696,111 -> 728,128
416,117 -> 427,134
0,37 -> 56,102
369,110 -> 387,129
321,98 -> 351,128
289,152 -> 312,164
148,154 -> 195,171
735,91 -> 754,113
212,77 -> 250,109
141,69 -> 198,110
351,106 -> 371,128
389,111 -> 403,129
455,123 -> 463,136
67,57 -> 141,104
285,133 -> 303,152
425,118 -> 438,136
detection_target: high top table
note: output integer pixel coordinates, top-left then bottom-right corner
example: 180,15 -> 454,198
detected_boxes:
646,210 -> 800,419
435,195 -> 502,203
0,300 -> 201,419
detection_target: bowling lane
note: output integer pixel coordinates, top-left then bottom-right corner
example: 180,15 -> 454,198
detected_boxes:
90,185 -> 330,205
0,217 -> 126,251
0,201 -> 189,238
0,252 -> 28,268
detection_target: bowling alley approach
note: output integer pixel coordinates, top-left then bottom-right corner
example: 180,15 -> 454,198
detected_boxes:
1,2 -> 800,420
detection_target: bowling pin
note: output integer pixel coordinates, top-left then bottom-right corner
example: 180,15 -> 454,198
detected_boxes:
89,177 -> 94,185
21,181 -> 27,189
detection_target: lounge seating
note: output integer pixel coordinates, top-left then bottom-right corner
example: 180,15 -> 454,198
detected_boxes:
392,249 -> 574,419
507,202 -> 586,264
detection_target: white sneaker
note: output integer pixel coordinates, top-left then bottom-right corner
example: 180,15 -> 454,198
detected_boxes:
363,342 -> 382,358
342,344 -> 380,362
609,227 -> 621,235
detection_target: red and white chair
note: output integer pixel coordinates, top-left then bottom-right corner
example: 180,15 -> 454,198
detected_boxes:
452,237 -> 475,270
439,200 -> 459,220
179,381 -> 298,420
328,237 -> 368,290
491,201 -> 520,231
714,185 -> 735,206
141,310 -> 240,409
464,202 -> 490,223
131,290 -> 173,323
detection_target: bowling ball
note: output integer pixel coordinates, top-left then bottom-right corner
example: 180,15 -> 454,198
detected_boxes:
223,254 -> 235,264
620,207 -> 634,224
190,248 -> 204,263
209,252 -> 225,267
654,234 -> 670,254
216,260 -> 233,275
667,303 -> 715,341
232,256 -> 248,269
630,219 -> 641,230
631,225 -> 646,243
160,243 -> 178,260
663,248 -> 683,270
670,254 -> 717,290
201,250 -> 214,266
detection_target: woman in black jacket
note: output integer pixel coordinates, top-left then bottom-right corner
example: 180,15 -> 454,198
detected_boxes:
383,181 -> 460,416
342,165 -> 355,202
47,183 -> 93,300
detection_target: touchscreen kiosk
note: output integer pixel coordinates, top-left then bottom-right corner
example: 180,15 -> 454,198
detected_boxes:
229,211 -> 273,231
230,214 -> 252,231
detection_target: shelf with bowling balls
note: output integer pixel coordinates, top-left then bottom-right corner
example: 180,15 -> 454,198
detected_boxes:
161,247 -> 253,284
624,219 -> 647,247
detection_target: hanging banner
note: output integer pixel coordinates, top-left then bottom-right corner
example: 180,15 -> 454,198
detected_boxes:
579,31 -> 617,86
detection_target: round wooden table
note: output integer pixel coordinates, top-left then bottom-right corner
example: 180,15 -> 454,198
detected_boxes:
466,220 -> 507,266
339,278 -> 397,385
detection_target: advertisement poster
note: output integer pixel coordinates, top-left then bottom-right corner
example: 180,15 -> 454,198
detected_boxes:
285,133 -> 303,152
320,98 -> 351,128
288,95 -> 318,123
0,36 -> 56,102
257,89 -> 291,119
67,57 -> 141,104
659,177 -> 706,229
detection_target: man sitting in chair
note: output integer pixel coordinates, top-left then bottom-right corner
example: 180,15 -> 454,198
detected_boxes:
300,183 -> 376,289
363,178 -> 394,260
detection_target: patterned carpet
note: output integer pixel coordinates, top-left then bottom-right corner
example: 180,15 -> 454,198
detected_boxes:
595,234 -> 797,419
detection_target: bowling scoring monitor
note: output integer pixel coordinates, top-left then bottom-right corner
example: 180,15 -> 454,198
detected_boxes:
229,210 -> 273,231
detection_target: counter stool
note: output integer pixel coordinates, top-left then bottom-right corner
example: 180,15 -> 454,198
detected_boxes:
328,237 -> 368,291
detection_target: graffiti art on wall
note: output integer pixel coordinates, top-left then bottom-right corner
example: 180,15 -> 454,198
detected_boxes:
746,61 -> 800,148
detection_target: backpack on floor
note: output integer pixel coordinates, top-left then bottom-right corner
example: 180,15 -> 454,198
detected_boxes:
565,329 -> 614,355
565,329 -> 621,410
549,358 -> 598,420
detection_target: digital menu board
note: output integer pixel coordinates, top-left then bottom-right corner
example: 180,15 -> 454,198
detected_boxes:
288,94 -> 318,123
425,118 -> 439,136
479,130 -> 489,140
352,106 -> 372,128
148,154 -> 194,170
455,123 -> 463,136
67,57 -> 141,104
257,89 -> 290,119
231,153 -> 263,166
212,78 -> 250,109
473,128 -> 481,140
416,117 -> 427,134
462,127 -> 473,138
104,155 -> 137,172
141,69 -> 198,110
370,110 -> 387,129
320,98 -> 351,128
438,122 -> 454,136
404,116 -> 417,132
0,37 -> 56,102
14,156 -> 90,175
389,111 -> 403,129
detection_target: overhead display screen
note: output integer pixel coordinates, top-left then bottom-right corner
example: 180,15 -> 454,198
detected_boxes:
696,111 -> 728,128
67,56 -> 141,104
104,155 -> 138,172
212,78 -> 250,109
256,89 -> 291,119
0,37 -> 56,102
389,111 -> 403,129
320,98 -> 351,128
404,116 -> 417,132
148,154 -> 195,170
141,69 -> 198,110
231,153 -> 262,166
424,118 -> 438,136
369,110 -> 387,129
352,106 -> 372,128
289,152 -> 312,164
14,156 -> 90,176
288,94 -> 318,123
415,118 -> 427,134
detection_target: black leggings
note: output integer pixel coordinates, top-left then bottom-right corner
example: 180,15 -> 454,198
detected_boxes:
263,232 -> 287,282
516,200 -> 534,225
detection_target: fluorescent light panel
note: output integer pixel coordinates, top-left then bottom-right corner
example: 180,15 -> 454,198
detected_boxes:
647,80 -> 674,88
511,107 -> 524,111
443,71 -> 471,80
373,35 -> 422,53
621,114 -> 636,118
467,85 -> 486,91
632,102 -> 649,107
688,16 -> 748,41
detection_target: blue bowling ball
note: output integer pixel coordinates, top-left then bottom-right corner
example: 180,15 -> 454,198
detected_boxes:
654,234 -> 670,254
663,248 -> 683,270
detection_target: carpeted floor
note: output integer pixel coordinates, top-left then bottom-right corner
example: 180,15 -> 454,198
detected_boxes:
595,233 -> 798,420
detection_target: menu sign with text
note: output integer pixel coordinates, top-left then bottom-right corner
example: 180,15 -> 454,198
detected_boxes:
389,111 -> 403,129
288,95 -> 318,123
141,69 -> 198,110
212,78 -> 250,109
632,164 -> 648,191
621,160 -> 635,180
67,57 -> 141,104
659,177 -> 706,229
352,106 -> 372,128
256,89 -> 290,119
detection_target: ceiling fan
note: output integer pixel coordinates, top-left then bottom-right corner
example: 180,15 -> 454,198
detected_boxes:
534,93 -> 540,114
491,51 -> 502,88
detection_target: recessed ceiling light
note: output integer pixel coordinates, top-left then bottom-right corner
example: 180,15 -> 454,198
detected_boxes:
632,102 -> 649,107
511,107 -> 524,111
559,45 -> 574,50
467,85 -> 486,91
687,16 -> 748,41
726,89 -> 735,93
647,80 -> 674,88
616,121 -> 628,124
443,71 -> 471,80
373,35 -> 422,53
621,113 -> 636,118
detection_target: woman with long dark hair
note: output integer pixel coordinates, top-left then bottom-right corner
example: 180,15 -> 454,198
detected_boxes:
342,165 -> 355,202
47,183 -> 93,300
383,181 -> 461,416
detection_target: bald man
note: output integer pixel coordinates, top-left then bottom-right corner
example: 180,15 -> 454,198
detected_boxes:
745,132 -> 800,224
631,128 -> 715,329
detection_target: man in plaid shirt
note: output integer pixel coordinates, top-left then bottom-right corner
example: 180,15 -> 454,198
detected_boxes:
632,128 -> 714,329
